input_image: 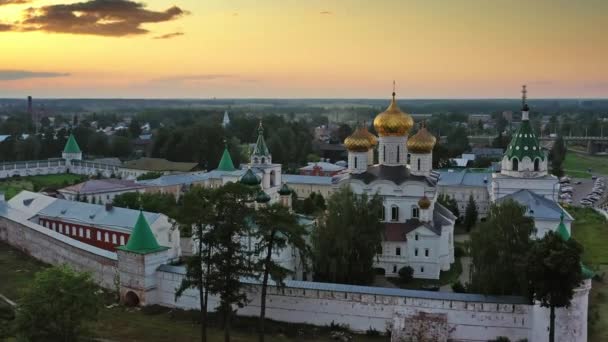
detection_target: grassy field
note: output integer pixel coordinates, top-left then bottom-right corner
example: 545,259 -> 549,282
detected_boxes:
0,242 -> 386,341
0,173 -> 86,199
563,153 -> 608,179
570,208 -> 608,341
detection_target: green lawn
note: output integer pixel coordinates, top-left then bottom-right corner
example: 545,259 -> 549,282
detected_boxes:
563,153 -> 608,178
0,173 -> 86,199
0,242 -> 386,341
570,207 -> 608,265
570,208 -> 608,341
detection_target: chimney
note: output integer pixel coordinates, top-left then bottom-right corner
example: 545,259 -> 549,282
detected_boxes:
105,203 -> 113,211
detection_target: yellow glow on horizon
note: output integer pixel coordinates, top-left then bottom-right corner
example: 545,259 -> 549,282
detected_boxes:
0,0 -> 607,98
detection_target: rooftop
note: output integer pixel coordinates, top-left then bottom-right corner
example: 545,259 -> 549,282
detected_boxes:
122,158 -> 198,172
283,174 -> 336,185
59,178 -> 146,195
498,189 -> 573,221
299,162 -> 346,172
437,169 -> 491,188
345,165 -> 436,186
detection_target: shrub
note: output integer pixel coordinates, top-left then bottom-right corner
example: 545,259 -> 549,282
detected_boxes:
365,327 -> 380,336
452,281 -> 467,293
398,266 -> 414,284
454,245 -> 465,258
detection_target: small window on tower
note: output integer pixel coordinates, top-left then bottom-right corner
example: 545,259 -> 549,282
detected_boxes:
396,247 -> 401,256
417,158 -> 421,171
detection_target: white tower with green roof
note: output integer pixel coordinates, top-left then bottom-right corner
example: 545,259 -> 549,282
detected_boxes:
249,121 -> 282,192
62,133 -> 82,166
491,86 -> 561,202
500,85 -> 548,178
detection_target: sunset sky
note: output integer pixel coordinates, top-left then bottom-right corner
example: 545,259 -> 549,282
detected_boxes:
1,0 -> 607,98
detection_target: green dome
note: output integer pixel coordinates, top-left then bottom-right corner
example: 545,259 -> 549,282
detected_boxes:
278,183 -> 291,195
256,190 -> 271,203
240,169 -> 260,186
505,120 -> 545,162
217,146 -> 236,171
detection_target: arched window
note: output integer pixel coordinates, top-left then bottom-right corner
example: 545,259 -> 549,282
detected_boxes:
391,205 -> 399,221
534,158 -> 540,171
383,146 -> 386,162
254,157 -> 259,164
261,157 -> 266,164
407,153 -> 411,164
512,158 -> 519,171
417,158 -> 421,171
397,146 -> 400,163
412,206 -> 420,219
270,170 -> 276,187
381,206 -> 385,221
354,157 -> 358,169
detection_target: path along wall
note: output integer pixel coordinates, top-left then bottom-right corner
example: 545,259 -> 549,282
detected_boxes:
154,265 -> 589,342
0,203 -> 118,289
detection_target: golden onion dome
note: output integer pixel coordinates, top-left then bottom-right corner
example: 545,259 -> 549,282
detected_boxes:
344,125 -> 373,152
373,92 -> 414,137
407,121 -> 436,154
361,122 -> 378,147
418,195 -> 431,209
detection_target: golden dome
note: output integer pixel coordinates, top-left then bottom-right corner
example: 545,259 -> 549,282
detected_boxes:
407,121 -> 436,154
344,125 -> 373,152
373,92 -> 414,137
418,195 -> 431,209
361,122 -> 378,147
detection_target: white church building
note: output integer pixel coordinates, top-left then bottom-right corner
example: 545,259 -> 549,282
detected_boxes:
337,90 -> 456,280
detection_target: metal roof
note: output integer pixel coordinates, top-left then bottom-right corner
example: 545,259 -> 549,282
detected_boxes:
157,264 -> 528,304
283,174 -> 335,185
498,189 -> 573,221
437,169 -> 491,188
60,179 -> 146,195
37,197 -> 161,232
299,162 -> 346,172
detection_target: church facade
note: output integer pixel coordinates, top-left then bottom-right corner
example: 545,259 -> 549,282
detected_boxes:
337,90 -> 456,280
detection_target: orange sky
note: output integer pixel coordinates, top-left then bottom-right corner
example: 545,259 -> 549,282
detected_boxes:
1,0 -> 607,98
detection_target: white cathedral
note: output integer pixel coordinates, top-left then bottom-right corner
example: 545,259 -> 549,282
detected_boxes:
337,90 -> 456,280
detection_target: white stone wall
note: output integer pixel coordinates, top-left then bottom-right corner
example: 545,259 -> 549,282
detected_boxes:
409,153 -> 432,177
347,151 -> 368,173
438,186 -> 491,219
378,136 -> 408,166
0,213 -> 118,289
154,266 -> 588,341
491,174 -> 561,202
501,155 -> 548,178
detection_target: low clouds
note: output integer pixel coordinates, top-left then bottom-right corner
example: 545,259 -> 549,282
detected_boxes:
151,74 -> 235,83
0,70 -> 70,81
1,0 -> 188,37
0,24 -> 13,31
320,11 -> 333,15
0,0 -> 30,5
153,31 -> 183,40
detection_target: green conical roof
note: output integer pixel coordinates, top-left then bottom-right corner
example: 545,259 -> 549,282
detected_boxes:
505,119 -> 545,161
256,190 -> 271,203
117,212 -> 168,254
240,168 -> 260,186
278,183 -> 291,195
554,212 -> 593,279
556,212 -> 571,241
217,146 -> 236,171
63,134 -> 81,153
252,122 -> 270,157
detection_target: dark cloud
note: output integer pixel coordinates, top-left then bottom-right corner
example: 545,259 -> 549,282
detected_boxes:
0,70 -> 70,81
320,11 -> 333,15
0,23 -> 13,31
5,0 -> 187,36
0,0 -> 30,5
153,31 -> 183,40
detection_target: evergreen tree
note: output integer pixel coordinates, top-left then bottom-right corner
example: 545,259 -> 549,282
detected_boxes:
463,194 -> 478,232
527,231 -> 584,342
176,186 -> 216,342
254,204 -> 308,342
16,265 -> 100,341
208,182 -> 256,342
549,135 -> 566,177
312,187 -> 384,285
469,200 -> 535,296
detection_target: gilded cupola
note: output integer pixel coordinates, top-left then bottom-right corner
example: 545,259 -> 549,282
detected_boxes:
407,121 -> 436,154
344,125 -> 374,152
418,195 -> 431,209
373,90 -> 414,137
